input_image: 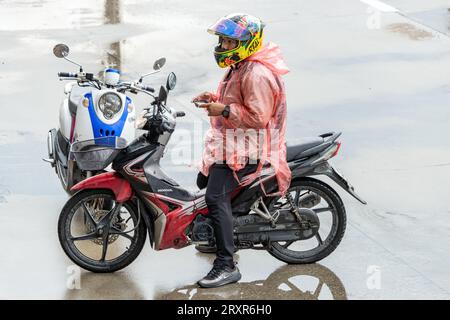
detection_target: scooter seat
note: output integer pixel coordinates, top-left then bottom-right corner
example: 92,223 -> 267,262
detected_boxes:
286,137 -> 324,161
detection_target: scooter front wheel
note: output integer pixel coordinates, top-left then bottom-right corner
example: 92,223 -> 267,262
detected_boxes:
55,159 -> 71,194
58,189 -> 146,273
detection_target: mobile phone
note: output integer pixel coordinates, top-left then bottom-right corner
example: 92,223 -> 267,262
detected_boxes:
193,100 -> 209,107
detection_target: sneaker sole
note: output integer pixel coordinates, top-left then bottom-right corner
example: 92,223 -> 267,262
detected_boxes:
195,245 -> 239,254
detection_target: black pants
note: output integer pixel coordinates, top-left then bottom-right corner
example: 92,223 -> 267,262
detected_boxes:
198,163 -> 258,269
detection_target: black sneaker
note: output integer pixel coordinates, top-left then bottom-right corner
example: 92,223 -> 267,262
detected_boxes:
197,264 -> 241,288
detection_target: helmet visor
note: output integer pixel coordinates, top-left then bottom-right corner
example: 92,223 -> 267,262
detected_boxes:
207,17 -> 251,41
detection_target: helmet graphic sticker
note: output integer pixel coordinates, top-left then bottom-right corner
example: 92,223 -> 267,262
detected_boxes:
208,13 -> 265,68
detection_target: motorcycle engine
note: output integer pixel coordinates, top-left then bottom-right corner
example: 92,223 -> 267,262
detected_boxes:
191,216 -> 215,242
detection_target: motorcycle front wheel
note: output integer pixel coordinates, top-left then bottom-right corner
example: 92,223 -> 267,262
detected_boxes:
58,189 -> 146,273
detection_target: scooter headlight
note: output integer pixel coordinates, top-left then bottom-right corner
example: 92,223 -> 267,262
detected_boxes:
98,93 -> 122,120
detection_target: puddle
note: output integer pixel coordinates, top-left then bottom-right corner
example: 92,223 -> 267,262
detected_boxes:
0,0 -> 105,31
103,0 -> 121,70
156,264 -> 347,300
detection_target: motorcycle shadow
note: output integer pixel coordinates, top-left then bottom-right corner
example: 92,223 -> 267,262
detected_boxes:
155,263 -> 347,300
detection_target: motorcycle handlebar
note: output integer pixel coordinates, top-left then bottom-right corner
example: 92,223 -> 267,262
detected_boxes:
58,72 -> 77,78
161,121 -> 174,133
140,85 -> 155,93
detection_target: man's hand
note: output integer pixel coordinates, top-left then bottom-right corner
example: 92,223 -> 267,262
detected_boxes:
191,92 -> 215,103
198,102 -> 226,117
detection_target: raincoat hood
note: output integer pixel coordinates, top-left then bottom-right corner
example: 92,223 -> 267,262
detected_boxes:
246,41 -> 290,76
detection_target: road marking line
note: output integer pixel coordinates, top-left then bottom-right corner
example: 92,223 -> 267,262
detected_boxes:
360,0 -> 398,12
361,0 -> 450,38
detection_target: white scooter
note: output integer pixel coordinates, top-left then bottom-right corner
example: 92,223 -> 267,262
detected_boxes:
44,43 -> 166,194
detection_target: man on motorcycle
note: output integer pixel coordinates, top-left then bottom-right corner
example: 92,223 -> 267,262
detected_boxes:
192,13 -> 291,288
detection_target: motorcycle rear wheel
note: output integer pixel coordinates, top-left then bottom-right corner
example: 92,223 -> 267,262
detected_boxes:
266,178 -> 346,264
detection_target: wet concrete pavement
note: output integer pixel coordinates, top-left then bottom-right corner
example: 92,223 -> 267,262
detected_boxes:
0,0 -> 449,299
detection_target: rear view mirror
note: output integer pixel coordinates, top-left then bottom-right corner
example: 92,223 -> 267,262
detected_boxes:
53,44 -> 69,58
153,57 -> 166,71
139,58 -> 167,83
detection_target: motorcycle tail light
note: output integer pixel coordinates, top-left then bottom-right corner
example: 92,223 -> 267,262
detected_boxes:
315,142 -> 341,164
322,142 -> 341,160
82,98 -> 89,108
330,141 -> 341,158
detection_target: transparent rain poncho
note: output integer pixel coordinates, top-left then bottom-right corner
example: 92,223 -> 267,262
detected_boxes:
200,42 -> 291,196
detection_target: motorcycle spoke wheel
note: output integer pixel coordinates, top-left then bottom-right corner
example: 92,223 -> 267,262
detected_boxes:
266,180 -> 346,264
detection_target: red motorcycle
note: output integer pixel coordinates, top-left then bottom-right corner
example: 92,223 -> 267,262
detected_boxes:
57,73 -> 366,273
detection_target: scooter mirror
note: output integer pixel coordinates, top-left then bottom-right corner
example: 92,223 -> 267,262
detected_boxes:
53,44 -> 70,58
153,57 -> 166,70
138,58 -> 167,83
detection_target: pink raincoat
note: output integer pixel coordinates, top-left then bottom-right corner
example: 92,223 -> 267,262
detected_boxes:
200,42 -> 291,196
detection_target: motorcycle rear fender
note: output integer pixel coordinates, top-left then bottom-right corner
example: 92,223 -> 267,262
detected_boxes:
70,172 -> 133,203
314,163 -> 367,204
290,160 -> 367,204
72,173 -> 156,247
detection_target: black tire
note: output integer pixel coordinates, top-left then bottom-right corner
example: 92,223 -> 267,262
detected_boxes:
267,178 -> 346,264
55,159 -> 72,194
58,189 -> 147,273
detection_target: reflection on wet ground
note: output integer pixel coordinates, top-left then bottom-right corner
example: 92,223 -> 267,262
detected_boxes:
64,272 -> 146,300
156,264 -> 347,300
104,0 -> 121,70
62,262 -> 346,300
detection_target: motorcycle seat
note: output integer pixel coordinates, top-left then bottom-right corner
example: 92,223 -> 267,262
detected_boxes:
286,137 -> 324,161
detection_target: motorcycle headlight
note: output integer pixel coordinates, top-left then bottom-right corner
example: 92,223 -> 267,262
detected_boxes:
98,93 -> 122,120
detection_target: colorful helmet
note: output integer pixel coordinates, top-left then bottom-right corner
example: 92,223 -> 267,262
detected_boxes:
207,13 -> 265,68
